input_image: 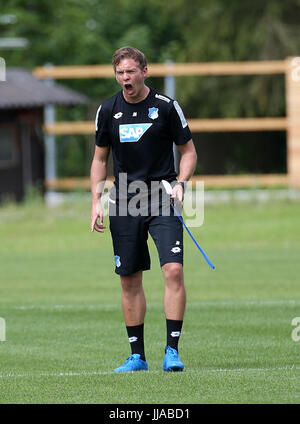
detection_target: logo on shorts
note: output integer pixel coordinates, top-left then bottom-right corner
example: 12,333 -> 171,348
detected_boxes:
148,107 -> 159,120
171,247 -> 181,253
119,123 -> 152,142
115,255 -> 121,267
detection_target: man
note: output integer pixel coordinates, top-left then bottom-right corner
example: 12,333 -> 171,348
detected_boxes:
90,46 -> 197,372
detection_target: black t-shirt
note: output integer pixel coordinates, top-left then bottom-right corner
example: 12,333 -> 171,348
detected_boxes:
95,87 -> 192,188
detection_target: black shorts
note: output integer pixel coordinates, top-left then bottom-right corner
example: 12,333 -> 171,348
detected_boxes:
109,210 -> 183,276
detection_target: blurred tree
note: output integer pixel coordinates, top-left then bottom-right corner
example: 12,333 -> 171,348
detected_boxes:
0,0 -> 184,99
2,0 -> 300,111
168,0 -> 300,118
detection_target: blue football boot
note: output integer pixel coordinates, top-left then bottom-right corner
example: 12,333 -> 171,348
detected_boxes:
163,346 -> 184,372
114,353 -> 148,373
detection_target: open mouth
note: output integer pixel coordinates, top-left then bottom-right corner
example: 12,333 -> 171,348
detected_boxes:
124,83 -> 133,91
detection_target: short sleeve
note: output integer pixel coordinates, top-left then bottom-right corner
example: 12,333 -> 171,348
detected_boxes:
168,100 -> 192,145
95,104 -> 111,147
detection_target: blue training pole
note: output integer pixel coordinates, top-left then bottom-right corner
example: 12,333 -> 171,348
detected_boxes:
170,201 -> 215,270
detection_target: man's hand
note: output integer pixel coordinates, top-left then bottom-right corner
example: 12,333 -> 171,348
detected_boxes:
90,145 -> 110,233
171,183 -> 184,203
91,202 -> 106,233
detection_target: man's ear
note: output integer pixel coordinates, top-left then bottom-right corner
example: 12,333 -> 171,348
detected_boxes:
143,66 -> 148,78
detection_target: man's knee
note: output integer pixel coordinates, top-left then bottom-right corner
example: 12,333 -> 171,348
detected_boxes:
120,271 -> 143,294
163,263 -> 183,285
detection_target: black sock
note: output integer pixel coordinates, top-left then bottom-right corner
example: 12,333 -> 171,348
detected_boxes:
126,323 -> 146,361
166,319 -> 183,351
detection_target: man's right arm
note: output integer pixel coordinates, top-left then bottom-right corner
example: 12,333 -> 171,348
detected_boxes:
90,145 -> 110,233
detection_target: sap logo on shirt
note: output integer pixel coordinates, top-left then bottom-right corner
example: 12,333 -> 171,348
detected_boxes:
119,123 -> 152,142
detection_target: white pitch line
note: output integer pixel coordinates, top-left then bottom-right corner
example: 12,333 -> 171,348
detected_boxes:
202,365 -> 300,373
0,370 -> 114,379
0,366 -> 299,379
6,299 -> 300,311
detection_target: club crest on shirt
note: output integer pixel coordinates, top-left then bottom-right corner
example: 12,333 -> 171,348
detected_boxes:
115,255 -> 121,267
148,107 -> 159,120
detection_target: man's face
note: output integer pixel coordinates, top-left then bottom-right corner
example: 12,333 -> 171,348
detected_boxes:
115,57 -> 148,102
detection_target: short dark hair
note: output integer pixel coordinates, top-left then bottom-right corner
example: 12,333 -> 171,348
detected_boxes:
112,46 -> 147,72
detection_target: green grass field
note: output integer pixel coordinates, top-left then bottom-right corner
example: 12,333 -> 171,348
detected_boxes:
0,194 -> 300,404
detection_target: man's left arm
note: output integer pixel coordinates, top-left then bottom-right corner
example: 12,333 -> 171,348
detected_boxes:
172,139 -> 197,202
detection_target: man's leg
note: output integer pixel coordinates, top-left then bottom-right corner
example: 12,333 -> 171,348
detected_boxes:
114,271 -> 148,372
161,262 -> 186,371
162,262 -> 186,351
109,210 -> 151,372
162,262 -> 186,321
120,270 -> 146,325
148,213 -> 185,370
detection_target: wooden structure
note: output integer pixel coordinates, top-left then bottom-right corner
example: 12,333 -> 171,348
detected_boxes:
0,68 -> 87,202
285,58 -> 300,187
33,58 -> 300,189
